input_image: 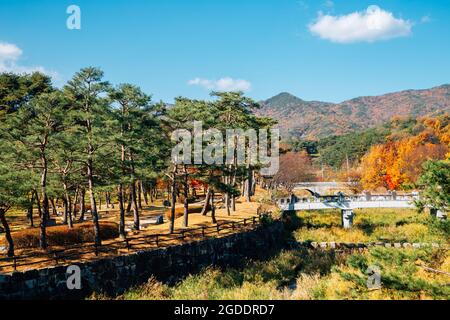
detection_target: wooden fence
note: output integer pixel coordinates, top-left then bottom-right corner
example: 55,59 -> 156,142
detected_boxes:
0,215 -> 262,272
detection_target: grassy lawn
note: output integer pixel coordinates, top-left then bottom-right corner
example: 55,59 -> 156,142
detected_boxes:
100,208 -> 450,300
294,208 -> 449,244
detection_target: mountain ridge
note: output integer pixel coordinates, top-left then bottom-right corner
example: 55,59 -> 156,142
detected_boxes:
256,84 -> 450,139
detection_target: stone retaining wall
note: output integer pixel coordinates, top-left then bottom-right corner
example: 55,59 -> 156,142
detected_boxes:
0,221 -> 284,300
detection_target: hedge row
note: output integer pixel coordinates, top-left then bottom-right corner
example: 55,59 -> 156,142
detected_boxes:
6,221 -> 119,249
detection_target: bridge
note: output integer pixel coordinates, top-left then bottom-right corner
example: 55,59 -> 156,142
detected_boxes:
276,191 -> 446,228
293,182 -> 351,197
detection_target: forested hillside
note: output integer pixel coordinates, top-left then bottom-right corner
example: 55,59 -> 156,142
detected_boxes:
284,115 -> 449,192
288,115 -> 449,171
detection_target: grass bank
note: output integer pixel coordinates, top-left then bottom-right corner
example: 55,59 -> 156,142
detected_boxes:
294,208 -> 449,244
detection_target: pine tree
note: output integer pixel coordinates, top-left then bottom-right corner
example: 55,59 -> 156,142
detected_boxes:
64,67 -> 111,247
109,83 -> 164,235
2,91 -> 65,249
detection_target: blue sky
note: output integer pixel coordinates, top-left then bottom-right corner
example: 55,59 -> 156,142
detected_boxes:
0,0 -> 449,103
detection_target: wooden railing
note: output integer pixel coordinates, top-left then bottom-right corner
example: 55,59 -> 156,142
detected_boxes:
0,215 -> 262,273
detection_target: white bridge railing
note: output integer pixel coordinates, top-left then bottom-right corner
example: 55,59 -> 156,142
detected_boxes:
277,193 -> 420,211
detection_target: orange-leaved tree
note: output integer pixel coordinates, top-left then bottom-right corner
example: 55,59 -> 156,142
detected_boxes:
361,116 -> 449,191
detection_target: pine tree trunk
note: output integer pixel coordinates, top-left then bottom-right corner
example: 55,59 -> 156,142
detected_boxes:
149,187 -> 153,203
126,191 -> 132,213
210,189 -> 217,224
50,198 -> 57,217
0,209 -> 14,257
87,159 -> 101,247
231,159 -> 237,212
67,194 -> 73,229
79,189 -> 86,222
119,140 -> 127,237
63,182 -> 73,228
62,183 -> 69,225
251,170 -> 256,196
225,192 -> 231,216
137,181 -> 143,209
72,188 -> 79,218
62,197 -> 68,225
34,190 -> 42,223
108,192 -> 112,208
39,153 -> 49,250
201,188 -> 211,216
118,184 -> 126,239
40,195 -> 49,250
131,181 -> 139,230
105,193 -> 109,209
141,181 -> 149,206
244,167 -> 252,202
27,192 -> 34,227
182,166 -> 189,228
169,166 -> 177,234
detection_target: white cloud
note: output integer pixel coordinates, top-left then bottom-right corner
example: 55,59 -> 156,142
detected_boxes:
308,5 -> 413,43
0,42 -> 22,61
0,41 -> 56,77
188,77 -> 252,92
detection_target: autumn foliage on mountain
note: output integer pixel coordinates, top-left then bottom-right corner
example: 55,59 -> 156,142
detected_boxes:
257,85 -> 450,139
360,115 -> 449,190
